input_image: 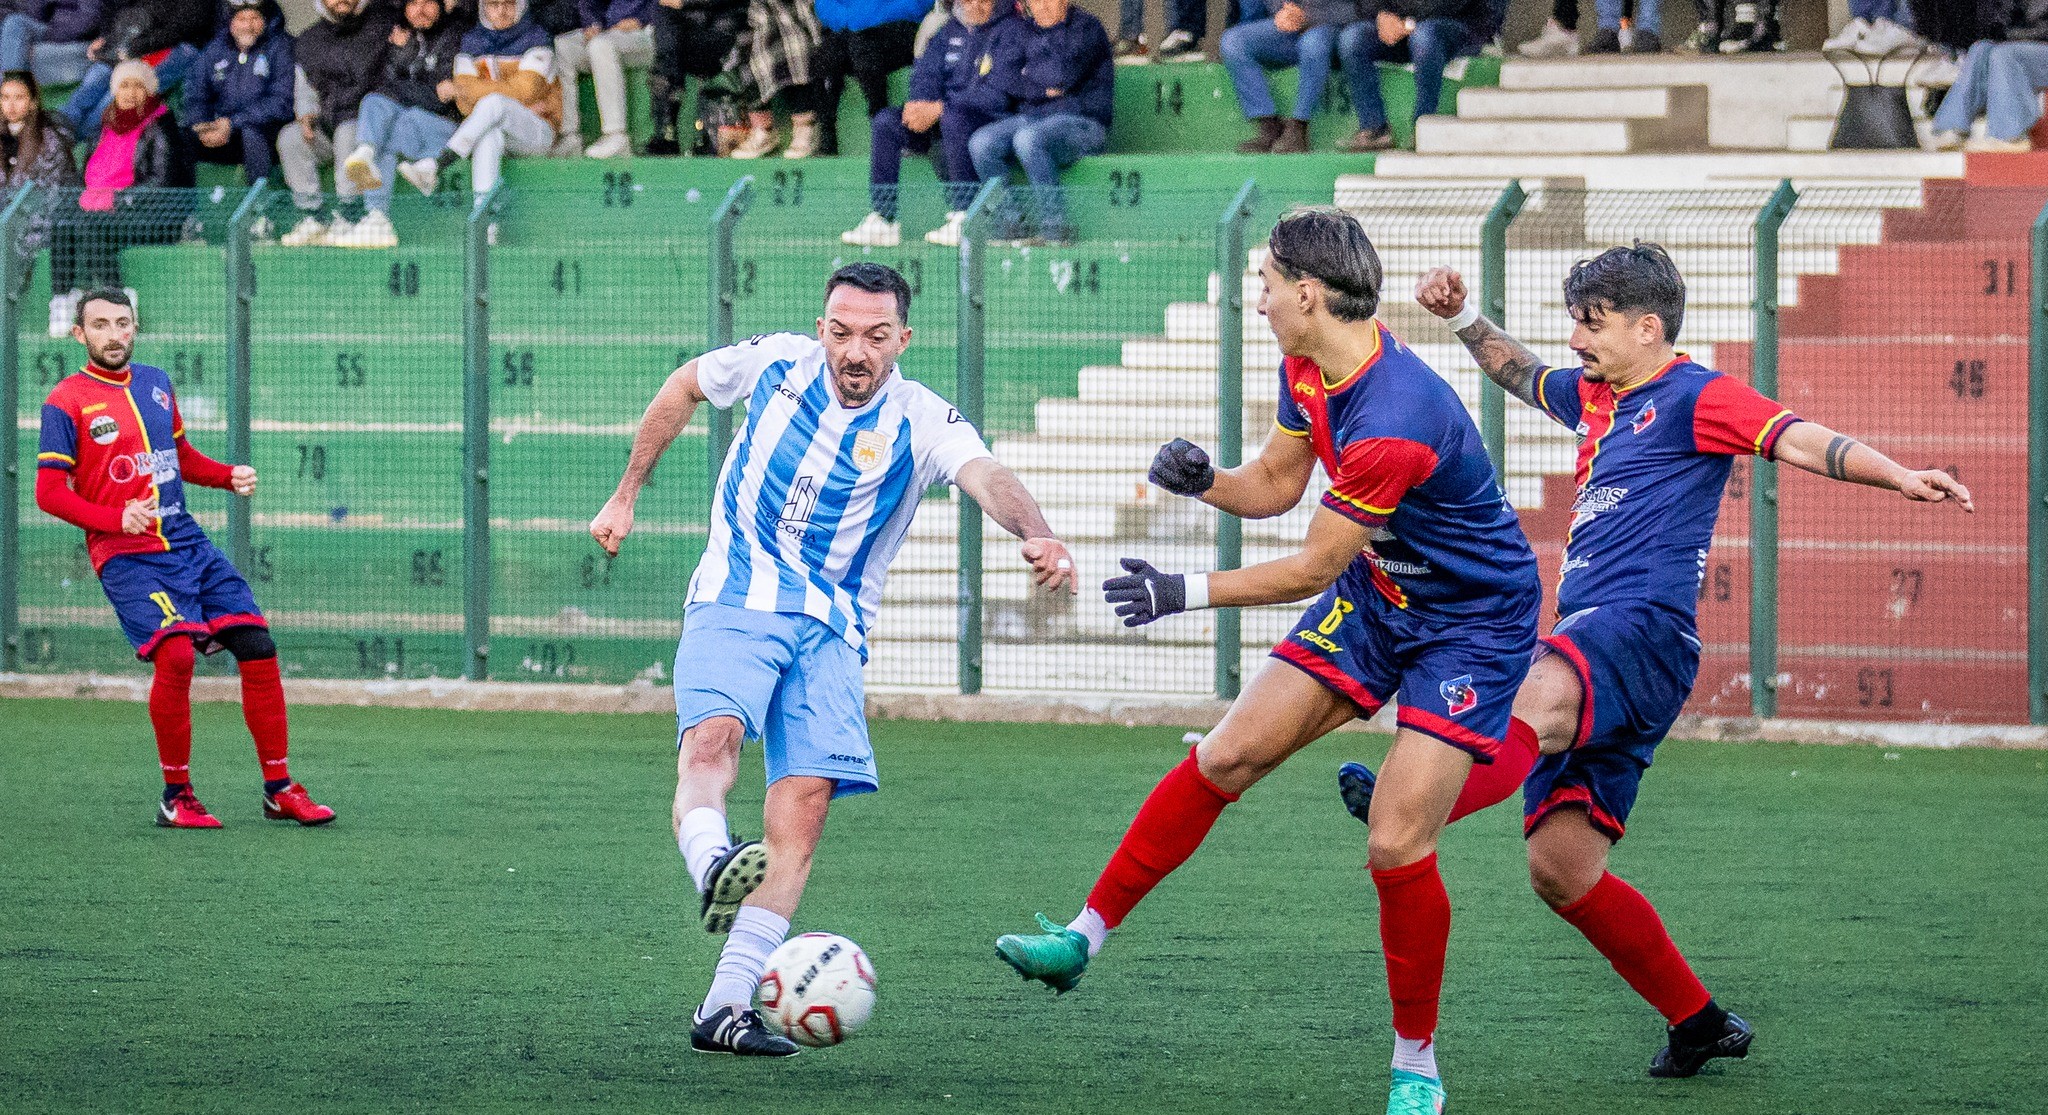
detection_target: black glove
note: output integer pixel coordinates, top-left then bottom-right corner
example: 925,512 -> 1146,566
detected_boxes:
1103,557 -> 1186,628
1148,438 -> 1214,496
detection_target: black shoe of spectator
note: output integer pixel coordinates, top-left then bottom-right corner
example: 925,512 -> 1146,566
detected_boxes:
1629,30 -> 1662,53
1681,22 -> 1720,53
1339,128 -> 1394,153
1731,19 -> 1781,52
645,134 -> 681,156
1271,118 -> 1310,154
1237,116 -> 1282,154
817,121 -> 840,158
1588,27 -> 1622,53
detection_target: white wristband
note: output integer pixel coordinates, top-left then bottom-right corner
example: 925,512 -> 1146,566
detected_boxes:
1445,301 -> 1481,332
1184,573 -> 1211,611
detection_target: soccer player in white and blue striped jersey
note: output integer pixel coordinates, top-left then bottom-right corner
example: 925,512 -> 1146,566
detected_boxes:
590,262 -> 1076,1056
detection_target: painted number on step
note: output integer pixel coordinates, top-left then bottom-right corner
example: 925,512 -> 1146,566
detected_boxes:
411,548 -> 446,587
736,259 -> 758,298
1698,561 -> 1733,604
355,636 -> 406,675
1947,358 -> 1986,399
1856,667 -> 1893,709
169,351 -> 205,386
1981,258 -> 2017,296
501,349 -> 536,386
1108,169 -> 1142,207
551,259 -> 584,295
253,544 -> 275,583
295,443 -> 328,481
771,169 -> 803,206
1725,459 -> 1746,500
526,641 -> 576,675
1888,567 -> 1922,607
1153,79 -> 1182,116
335,352 -> 366,387
1050,259 -> 1100,295
579,552 -> 615,589
20,627 -> 56,665
602,170 -> 635,207
389,260 -> 421,297
32,351 -> 65,385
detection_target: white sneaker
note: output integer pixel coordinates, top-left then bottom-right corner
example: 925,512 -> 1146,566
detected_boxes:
1930,129 -> 1965,151
1858,18 -> 1923,55
342,143 -> 383,192
486,221 -> 500,246
1517,18 -> 1580,57
279,214 -> 329,247
584,132 -> 630,159
48,289 -> 79,337
339,209 -> 397,249
1913,53 -> 1960,88
1821,17 -> 1869,52
325,214 -> 356,244
1965,134 -> 2034,154
783,120 -> 817,159
1155,28 -> 1201,61
841,211 -> 901,247
923,210 -> 967,247
730,126 -> 778,159
399,157 -> 441,196
248,215 -> 276,241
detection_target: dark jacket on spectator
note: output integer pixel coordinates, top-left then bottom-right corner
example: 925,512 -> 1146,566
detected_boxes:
815,0 -> 928,33
295,0 -> 396,129
0,0 -> 103,44
2,114 -> 80,189
992,6 -> 1112,127
2002,0 -> 2048,40
380,5 -> 465,116
1375,0 -> 1501,42
186,1 -> 293,131
906,1 -> 1012,116
92,0 -> 216,62
576,0 -> 653,29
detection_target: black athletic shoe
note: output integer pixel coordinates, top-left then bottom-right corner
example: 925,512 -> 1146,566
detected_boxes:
1649,1010 -> 1753,1078
699,840 -> 770,934
690,1005 -> 800,1057
1588,27 -> 1622,53
1338,761 -> 1376,827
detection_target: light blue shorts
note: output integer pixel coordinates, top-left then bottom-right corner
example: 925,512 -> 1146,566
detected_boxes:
673,602 -> 876,798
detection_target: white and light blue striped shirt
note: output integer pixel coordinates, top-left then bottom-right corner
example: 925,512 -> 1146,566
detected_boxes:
685,333 -> 993,659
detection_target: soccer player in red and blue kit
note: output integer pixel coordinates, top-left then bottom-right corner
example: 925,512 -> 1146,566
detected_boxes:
1333,244 -> 1971,1079
995,209 -> 1543,1115
36,290 -> 335,830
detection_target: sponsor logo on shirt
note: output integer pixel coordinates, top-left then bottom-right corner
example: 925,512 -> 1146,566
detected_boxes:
1363,549 -> 1431,578
1559,555 -> 1590,578
1440,675 -> 1478,716
88,414 -> 119,445
1630,399 -> 1657,434
107,447 -> 179,485
1569,485 -> 1628,529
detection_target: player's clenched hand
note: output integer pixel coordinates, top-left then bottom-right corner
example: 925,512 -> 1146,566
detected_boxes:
121,497 -> 157,535
1900,468 -> 1973,512
1414,267 -> 1468,320
590,498 -> 635,555
1103,557 -> 1186,627
1022,537 -> 1078,593
1149,438 -> 1214,496
230,465 -> 257,497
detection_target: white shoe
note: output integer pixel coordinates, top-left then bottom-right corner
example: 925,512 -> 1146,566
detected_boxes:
399,157 -> 441,196
1857,18 -> 1923,55
584,132 -> 630,159
841,211 -> 902,247
248,215 -> 276,241
48,289 -> 79,337
1517,18 -> 1580,57
1929,129 -> 1965,151
342,143 -> 383,192
486,221 -> 500,246
923,210 -> 966,247
783,120 -> 817,159
325,214 -> 356,244
339,209 -> 397,249
1155,28 -> 1202,61
549,134 -> 584,158
730,126 -> 778,159
279,214 -> 329,247
1821,17 -> 1869,52
1912,53 -> 1960,88
1965,134 -> 2034,154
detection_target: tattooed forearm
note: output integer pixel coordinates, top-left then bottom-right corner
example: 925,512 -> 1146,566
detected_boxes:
1455,316 -> 1545,408
1823,435 -> 1857,481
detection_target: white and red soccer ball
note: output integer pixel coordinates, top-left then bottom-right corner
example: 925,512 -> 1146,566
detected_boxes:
757,933 -> 876,1047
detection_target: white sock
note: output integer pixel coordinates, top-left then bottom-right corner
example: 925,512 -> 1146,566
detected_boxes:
1067,907 -> 1109,958
699,906 -> 790,1016
1392,1034 -> 1439,1080
679,807 -> 730,893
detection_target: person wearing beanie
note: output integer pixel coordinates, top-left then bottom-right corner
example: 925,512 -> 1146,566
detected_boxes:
186,0 -> 293,186
277,0 -> 398,248
58,0 -> 216,144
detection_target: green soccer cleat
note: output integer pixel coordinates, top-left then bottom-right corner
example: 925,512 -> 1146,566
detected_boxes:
1386,1069 -> 1446,1115
995,913 -> 1090,994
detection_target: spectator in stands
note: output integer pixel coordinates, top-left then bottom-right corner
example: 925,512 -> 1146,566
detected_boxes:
48,59 -> 194,335
59,0 -> 216,144
1825,1 -> 1926,53
969,0 -> 1110,247
1220,0 -> 1368,155
727,0 -> 826,158
1112,0 -> 1206,61
1929,1 -> 2048,153
0,1 -> 103,86
333,0 -> 463,245
553,0 -> 654,158
1705,0 -> 1781,53
1336,0 -> 1499,151
394,0 -> 559,220
2,71 -> 81,310
841,0 -> 1011,248
643,0 -> 744,155
278,0 -> 396,248
185,0 -> 293,188
1586,0 -> 1661,53
813,0 -> 930,157
1516,0 -> 1577,57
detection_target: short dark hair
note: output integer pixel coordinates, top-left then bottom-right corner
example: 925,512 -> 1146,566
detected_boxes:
1563,241 -> 1686,343
1266,206 -> 1381,322
75,287 -> 134,328
825,262 -> 912,324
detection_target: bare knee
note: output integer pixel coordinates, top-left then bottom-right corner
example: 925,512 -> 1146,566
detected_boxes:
1366,822 -> 1439,870
1526,820 -> 1606,909
679,717 -> 743,775
1513,654 -> 1583,755
1193,735 -> 1275,793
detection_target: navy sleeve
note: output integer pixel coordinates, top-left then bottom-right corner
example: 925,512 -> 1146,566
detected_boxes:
906,24 -> 950,101
1532,364 -> 1584,429
38,403 -> 78,471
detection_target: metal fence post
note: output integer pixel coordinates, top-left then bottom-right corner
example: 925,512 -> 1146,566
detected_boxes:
1750,180 -> 1797,719
706,177 -> 753,478
0,184 -> 31,672
225,185 -> 265,576
462,185 -> 501,680
955,179 -> 1002,695
2030,199 -> 2048,724
1479,181 -> 1526,476
1213,180 -> 1257,699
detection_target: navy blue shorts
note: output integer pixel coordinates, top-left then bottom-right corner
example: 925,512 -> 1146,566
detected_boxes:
1270,565 -> 1539,762
1522,601 -> 1701,842
99,543 -> 266,660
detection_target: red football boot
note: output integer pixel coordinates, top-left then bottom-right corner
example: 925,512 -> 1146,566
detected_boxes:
263,782 -> 337,826
158,788 -> 224,829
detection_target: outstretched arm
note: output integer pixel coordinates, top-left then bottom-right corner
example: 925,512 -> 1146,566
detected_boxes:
590,360 -> 710,555
1415,266 -> 1546,409
1103,505 -> 1369,626
956,458 -> 1078,593
1772,421 -> 1974,511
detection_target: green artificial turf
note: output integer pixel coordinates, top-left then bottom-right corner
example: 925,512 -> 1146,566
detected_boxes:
2,699 -> 2044,1113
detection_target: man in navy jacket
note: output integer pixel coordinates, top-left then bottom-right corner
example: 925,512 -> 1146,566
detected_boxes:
968,0 -> 1112,247
186,0 -> 293,184
842,0 -> 1014,250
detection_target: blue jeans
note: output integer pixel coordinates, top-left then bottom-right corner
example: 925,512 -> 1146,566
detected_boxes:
1933,40 -> 2048,142
1849,0 -> 1911,25
868,105 -> 990,220
968,112 -> 1107,233
354,93 -> 460,212
1,13 -> 89,84
1118,0 -> 1207,41
1220,18 -> 1340,121
60,45 -> 200,144
1337,18 -> 1478,132
1595,0 -> 1658,35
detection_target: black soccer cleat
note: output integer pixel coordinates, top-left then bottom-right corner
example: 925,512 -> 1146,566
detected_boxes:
1649,1009 -> 1753,1078
1337,761 -> 1376,827
690,1004 -> 800,1057
699,840 -> 770,934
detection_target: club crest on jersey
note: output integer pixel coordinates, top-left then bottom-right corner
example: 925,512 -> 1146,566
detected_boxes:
1631,399 -> 1657,434
152,386 -> 171,411
87,414 -> 119,445
1440,675 -> 1478,716
851,429 -> 891,472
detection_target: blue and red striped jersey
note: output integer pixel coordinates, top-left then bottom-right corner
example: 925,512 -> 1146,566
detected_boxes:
38,363 -> 213,572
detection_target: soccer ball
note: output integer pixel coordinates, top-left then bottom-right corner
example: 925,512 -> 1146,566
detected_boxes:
757,933 -> 876,1047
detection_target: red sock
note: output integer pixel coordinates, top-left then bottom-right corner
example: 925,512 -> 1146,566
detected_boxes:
1447,716 -> 1541,824
149,637 -> 195,785
1371,852 -> 1452,1041
1083,748 -> 1239,927
1556,872 -> 1712,1024
238,656 -> 291,784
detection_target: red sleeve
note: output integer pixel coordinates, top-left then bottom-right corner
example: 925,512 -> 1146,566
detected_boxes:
36,467 -> 125,534
1693,374 -> 1801,459
1321,437 -> 1439,527
177,438 -> 236,488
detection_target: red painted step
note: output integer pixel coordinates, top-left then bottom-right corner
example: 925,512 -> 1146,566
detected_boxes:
1773,655 -> 2026,722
